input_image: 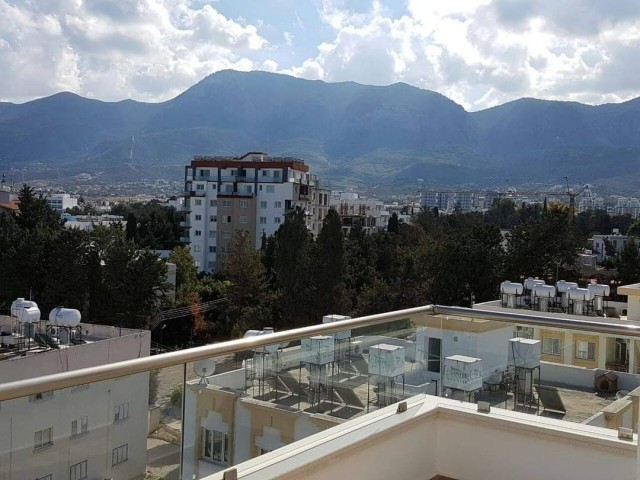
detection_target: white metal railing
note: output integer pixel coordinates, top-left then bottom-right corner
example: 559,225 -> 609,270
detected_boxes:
2,304 -> 640,401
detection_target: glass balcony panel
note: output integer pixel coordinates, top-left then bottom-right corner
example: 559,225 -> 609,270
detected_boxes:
0,365 -> 186,480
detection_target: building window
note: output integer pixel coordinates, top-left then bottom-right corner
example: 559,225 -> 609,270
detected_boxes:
267,185 -> 275,193
240,200 -> 249,208
195,214 -> 202,221
542,338 -> 562,356
222,200 -> 233,208
114,403 -> 129,423
34,427 -> 53,449
262,170 -> 268,177
274,217 -> 281,224
222,231 -> 232,239
211,184 -> 217,190
260,217 -> 267,224
196,184 -> 205,190
575,341 -> 596,360
70,460 -> 87,480
239,216 -> 248,224
260,201 -> 267,208
71,416 -> 88,437
209,246 -> 216,253
112,444 -> 129,466
194,230 -> 202,237
224,184 -> 233,193
202,428 -> 229,464
210,200 -> 217,207
209,215 -> 217,223
222,216 -> 231,224
194,199 -> 202,206
208,230 -> 216,238
245,185 -> 253,194
273,170 -> 281,179
274,201 -> 282,208
193,245 -> 201,252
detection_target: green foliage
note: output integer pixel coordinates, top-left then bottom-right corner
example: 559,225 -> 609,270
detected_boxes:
110,201 -> 181,249
169,385 -> 183,407
168,246 -> 198,305
617,238 -> 640,285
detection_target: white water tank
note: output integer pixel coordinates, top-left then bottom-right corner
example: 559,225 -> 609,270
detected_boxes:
11,298 -> 38,317
568,287 -> 593,315
18,306 -> 41,323
524,278 -> 545,291
244,328 -> 279,353
508,338 -> 541,369
501,281 -> 523,308
501,281 -> 524,295
588,284 -> 610,313
532,285 -> 556,312
556,281 -> 578,308
49,307 -> 81,327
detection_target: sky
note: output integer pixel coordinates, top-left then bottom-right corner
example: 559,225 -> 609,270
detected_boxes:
2,0 -> 640,110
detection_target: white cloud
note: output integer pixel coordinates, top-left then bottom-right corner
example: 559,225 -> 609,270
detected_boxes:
0,0 -> 266,102
3,0 -> 640,110
279,0 -> 640,110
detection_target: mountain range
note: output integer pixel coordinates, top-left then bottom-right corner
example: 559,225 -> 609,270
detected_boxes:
1,70 -> 640,188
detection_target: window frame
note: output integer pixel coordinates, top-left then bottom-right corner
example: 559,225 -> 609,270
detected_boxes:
112,444 -> 129,466
70,460 -> 88,480
34,426 -> 53,450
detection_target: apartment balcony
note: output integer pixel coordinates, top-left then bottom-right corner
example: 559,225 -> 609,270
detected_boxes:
180,236 -> 191,243
179,220 -> 191,228
190,191 -> 206,197
3,305 -> 640,479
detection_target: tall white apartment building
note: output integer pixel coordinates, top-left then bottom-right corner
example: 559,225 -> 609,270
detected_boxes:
183,152 -> 330,273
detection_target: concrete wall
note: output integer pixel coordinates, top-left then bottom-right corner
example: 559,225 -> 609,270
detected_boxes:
540,361 -> 596,388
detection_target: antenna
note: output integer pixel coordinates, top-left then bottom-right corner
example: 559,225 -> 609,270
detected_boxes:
193,358 -> 216,385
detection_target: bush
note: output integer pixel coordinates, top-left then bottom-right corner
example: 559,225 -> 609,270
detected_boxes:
170,385 -> 183,407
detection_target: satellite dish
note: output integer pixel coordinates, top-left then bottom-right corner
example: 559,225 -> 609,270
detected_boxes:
193,359 -> 216,386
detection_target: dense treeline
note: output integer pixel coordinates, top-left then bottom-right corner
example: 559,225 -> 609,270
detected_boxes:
0,186 -> 169,328
2,188 -> 640,348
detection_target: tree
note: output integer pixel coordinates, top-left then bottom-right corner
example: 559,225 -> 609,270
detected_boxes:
617,238 -> 640,285
313,210 -> 349,316
168,246 -> 198,305
387,212 -> 399,233
15,185 -> 64,232
505,205 -> 581,281
221,230 -> 274,335
126,212 -> 138,242
274,210 -> 315,326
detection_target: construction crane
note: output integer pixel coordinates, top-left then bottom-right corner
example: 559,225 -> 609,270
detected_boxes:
517,177 -> 590,215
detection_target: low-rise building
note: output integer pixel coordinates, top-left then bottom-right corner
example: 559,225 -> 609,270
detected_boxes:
0,311 -> 150,480
329,191 -> 389,234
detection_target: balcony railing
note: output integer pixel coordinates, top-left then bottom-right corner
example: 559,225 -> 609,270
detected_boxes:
3,305 -> 640,479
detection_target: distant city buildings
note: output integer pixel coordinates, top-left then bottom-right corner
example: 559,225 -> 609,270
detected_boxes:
182,152 -> 330,273
64,214 -> 126,231
329,191 -> 389,234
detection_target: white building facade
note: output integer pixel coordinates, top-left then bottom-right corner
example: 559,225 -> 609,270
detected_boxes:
46,193 -> 78,214
183,152 -> 330,273
0,319 -> 151,480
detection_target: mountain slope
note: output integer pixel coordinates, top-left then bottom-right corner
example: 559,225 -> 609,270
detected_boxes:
1,70 -> 640,186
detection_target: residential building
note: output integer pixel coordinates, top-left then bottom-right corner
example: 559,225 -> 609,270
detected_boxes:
591,228 -> 638,262
46,193 -> 78,214
329,191 -> 389,234
182,152 -> 330,273
4,300 -> 640,479
0,310 -> 150,480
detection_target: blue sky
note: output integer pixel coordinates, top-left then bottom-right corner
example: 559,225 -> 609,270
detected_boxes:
2,0 -> 640,110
